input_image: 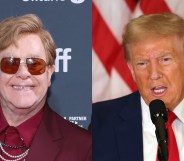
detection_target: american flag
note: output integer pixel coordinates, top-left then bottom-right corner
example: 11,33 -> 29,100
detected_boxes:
92,0 -> 184,103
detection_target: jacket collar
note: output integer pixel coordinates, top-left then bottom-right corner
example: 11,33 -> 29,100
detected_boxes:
26,103 -> 63,161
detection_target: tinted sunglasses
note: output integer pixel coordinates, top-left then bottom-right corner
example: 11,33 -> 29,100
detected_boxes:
0,57 -> 47,75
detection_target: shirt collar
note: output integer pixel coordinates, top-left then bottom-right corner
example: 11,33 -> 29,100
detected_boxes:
0,107 -> 9,133
17,107 -> 44,147
173,98 -> 184,124
0,105 -> 44,147
141,97 -> 154,130
141,97 -> 184,128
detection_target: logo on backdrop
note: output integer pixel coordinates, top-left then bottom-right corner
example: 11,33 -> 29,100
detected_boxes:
70,0 -> 85,4
64,116 -> 87,128
22,0 -> 85,4
55,48 -> 72,73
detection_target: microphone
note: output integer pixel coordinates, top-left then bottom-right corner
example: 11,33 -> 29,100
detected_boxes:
149,99 -> 168,161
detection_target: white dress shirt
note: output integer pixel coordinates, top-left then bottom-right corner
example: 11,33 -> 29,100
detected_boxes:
141,97 -> 184,161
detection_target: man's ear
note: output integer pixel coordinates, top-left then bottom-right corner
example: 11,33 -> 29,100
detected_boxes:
127,62 -> 136,81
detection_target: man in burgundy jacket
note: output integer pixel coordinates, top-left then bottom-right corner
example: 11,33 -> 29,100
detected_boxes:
0,14 -> 91,161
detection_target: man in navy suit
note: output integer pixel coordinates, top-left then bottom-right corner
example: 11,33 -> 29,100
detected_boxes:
92,13 -> 184,161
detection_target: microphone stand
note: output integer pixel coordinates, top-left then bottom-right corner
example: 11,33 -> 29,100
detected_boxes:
158,147 -> 166,161
156,129 -> 168,161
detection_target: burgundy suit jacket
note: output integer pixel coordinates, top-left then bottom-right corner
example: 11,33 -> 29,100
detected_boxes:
26,103 -> 92,161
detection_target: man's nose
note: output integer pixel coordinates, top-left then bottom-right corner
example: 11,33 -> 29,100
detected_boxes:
15,63 -> 31,79
149,62 -> 162,80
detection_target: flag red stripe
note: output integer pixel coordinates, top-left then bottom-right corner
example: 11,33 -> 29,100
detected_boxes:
125,0 -> 138,12
140,0 -> 171,14
114,45 -> 137,91
92,2 -> 137,91
92,3 -> 115,74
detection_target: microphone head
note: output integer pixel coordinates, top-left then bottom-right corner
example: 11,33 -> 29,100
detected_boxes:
149,99 -> 168,124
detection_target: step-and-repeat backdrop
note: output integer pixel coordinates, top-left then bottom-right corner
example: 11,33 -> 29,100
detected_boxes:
0,0 -> 91,129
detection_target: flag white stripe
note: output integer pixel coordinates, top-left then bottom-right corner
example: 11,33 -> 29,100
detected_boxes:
165,0 -> 184,17
93,0 -> 132,43
132,3 -> 143,19
92,50 -> 111,102
110,68 -> 132,99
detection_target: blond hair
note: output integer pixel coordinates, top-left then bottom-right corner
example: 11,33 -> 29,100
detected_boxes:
0,14 -> 56,65
123,13 -> 184,62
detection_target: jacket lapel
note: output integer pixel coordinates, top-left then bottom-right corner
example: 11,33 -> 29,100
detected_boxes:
114,92 -> 144,161
26,105 -> 63,161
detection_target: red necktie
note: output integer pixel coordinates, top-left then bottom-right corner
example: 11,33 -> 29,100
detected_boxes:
0,126 -> 27,160
156,111 -> 180,161
166,111 -> 180,161
5,126 -> 26,154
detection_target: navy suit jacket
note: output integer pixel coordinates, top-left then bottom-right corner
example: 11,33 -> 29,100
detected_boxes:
92,91 -> 144,161
26,103 -> 92,161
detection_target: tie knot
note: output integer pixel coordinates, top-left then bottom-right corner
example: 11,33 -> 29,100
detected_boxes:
4,126 -> 24,146
167,111 -> 177,125
5,126 -> 19,136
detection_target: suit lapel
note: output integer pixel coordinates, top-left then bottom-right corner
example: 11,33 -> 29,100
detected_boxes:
114,93 -> 144,161
26,105 -> 63,161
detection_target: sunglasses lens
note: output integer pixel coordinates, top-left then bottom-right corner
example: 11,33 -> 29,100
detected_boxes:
27,58 -> 46,75
0,57 -> 20,74
0,57 -> 47,75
